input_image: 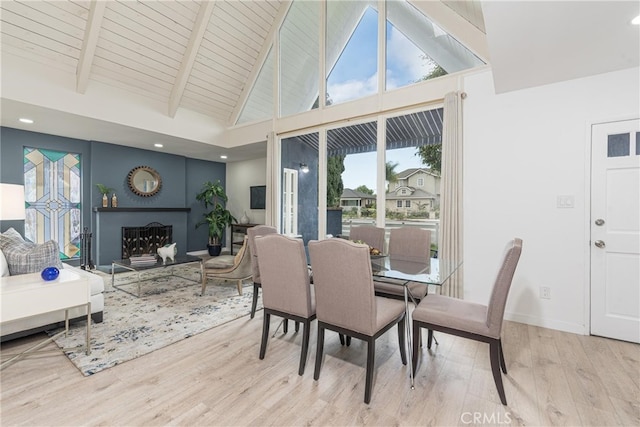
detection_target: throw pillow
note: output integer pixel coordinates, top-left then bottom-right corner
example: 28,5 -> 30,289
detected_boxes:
0,249 -> 9,277
3,239 -> 63,275
0,227 -> 26,251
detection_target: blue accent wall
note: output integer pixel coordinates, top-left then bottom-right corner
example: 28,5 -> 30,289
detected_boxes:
1,127 -> 226,265
281,136 -> 318,245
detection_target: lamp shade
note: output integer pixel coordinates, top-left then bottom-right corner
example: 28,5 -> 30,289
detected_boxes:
0,183 -> 26,220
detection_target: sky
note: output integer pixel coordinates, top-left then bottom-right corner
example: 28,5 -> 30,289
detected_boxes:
326,6 -> 433,193
342,147 -> 426,193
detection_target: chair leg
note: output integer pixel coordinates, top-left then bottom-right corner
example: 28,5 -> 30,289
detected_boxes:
250,283 -> 260,319
314,326 -> 325,380
295,321 -> 300,333
412,321 -> 421,376
346,336 -> 351,346
397,318 -> 407,365
499,340 -> 507,374
339,333 -> 345,345
364,337 -> 375,404
259,313 -> 270,360
427,329 -> 433,349
283,319 -> 289,333
298,319 -> 311,376
490,340 -> 507,405
236,280 -> 243,295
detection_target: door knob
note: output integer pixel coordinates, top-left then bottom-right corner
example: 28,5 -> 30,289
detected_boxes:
595,219 -> 605,226
594,240 -> 605,248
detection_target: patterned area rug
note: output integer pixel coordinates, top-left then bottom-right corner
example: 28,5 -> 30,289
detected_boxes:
49,265 -> 261,376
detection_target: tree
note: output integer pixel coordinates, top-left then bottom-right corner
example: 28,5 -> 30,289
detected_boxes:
417,143 -> 442,173
385,161 -> 399,189
355,185 -> 374,195
415,56 -> 448,82
326,155 -> 345,207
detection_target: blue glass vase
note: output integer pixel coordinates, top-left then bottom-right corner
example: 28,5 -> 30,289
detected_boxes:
41,266 -> 60,281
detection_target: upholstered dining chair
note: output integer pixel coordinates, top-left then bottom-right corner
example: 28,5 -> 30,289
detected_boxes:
255,234 -> 316,376
308,238 -> 407,404
349,225 -> 385,254
411,238 -> 523,405
373,227 -> 431,303
247,225 -> 278,319
202,236 -> 252,296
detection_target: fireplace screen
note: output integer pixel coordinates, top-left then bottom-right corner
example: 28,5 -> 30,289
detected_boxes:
122,222 -> 172,259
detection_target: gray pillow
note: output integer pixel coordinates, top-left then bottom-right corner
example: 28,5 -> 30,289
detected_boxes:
0,227 -> 26,250
1,228 -> 62,275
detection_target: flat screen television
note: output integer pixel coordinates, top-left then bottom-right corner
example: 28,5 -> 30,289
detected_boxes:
250,185 -> 266,210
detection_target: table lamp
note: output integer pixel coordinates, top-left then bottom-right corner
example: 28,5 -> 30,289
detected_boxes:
0,183 -> 26,220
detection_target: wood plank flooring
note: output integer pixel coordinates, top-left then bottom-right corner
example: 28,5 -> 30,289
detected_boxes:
1,315 -> 638,426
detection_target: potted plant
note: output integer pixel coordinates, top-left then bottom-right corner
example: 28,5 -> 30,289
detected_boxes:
96,183 -> 114,208
195,180 -> 236,256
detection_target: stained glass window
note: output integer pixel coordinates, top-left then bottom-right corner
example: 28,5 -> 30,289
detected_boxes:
24,147 -> 81,260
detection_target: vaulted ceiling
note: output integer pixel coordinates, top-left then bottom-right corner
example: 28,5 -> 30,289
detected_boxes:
1,1 -> 638,162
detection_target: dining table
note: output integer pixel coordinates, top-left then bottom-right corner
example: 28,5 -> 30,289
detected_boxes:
370,255 -> 462,388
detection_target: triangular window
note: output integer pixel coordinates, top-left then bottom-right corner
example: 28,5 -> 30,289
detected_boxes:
385,0 -> 484,90
238,47 -> 274,125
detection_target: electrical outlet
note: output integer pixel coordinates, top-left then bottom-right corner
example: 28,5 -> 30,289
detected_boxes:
540,286 -> 551,299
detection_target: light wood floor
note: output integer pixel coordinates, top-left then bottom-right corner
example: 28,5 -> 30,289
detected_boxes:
1,314 -> 638,426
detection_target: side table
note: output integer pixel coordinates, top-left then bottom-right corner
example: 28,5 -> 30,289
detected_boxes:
1,269 -> 92,369
230,223 -> 259,255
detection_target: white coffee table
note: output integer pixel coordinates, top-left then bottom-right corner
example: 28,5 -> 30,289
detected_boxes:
1,269 -> 92,369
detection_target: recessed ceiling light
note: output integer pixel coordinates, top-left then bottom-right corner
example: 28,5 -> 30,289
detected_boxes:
633,15 -> 640,25
19,118 -> 34,124
154,143 -> 163,148
220,155 -> 228,159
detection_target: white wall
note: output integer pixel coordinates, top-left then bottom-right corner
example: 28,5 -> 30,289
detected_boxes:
463,67 -> 640,334
225,157 -> 268,247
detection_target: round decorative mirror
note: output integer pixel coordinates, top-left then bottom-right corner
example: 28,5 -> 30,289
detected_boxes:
127,166 -> 162,197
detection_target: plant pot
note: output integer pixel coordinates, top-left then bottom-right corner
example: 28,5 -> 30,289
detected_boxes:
207,244 -> 222,257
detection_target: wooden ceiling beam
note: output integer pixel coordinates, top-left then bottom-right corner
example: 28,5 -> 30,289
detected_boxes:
76,0 -> 106,94
168,1 -> 216,118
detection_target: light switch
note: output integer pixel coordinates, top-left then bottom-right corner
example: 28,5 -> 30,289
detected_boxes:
557,195 -> 575,208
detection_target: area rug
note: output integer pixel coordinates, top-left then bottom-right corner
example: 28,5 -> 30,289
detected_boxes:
48,265 -> 261,376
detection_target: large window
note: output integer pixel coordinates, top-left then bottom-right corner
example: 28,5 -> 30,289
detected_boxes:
326,2 -> 378,106
327,121 -> 377,236
385,0 -> 483,90
24,147 -> 81,260
279,1 -> 319,116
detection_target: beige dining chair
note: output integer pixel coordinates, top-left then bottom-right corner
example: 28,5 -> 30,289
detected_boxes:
374,227 -> 431,303
411,238 -> 523,405
247,225 -> 278,319
202,236 -> 252,296
255,234 -> 316,376
349,225 -> 385,254
308,238 -> 406,404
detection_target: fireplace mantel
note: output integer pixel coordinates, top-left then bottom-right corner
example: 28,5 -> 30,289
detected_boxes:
93,207 -> 191,212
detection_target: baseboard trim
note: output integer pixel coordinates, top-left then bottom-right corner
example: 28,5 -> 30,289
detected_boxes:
504,311 -> 587,335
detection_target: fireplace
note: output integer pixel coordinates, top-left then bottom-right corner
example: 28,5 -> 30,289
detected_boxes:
121,222 -> 172,259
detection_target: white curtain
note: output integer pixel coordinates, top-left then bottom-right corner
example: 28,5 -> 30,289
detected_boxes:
439,91 -> 464,298
265,131 -> 279,228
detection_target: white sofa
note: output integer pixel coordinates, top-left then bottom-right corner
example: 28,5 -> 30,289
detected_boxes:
0,262 -> 104,341
0,227 -> 105,341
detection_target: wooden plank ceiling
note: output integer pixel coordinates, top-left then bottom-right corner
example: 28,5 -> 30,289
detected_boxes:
0,0 -> 484,127
0,0 -> 283,125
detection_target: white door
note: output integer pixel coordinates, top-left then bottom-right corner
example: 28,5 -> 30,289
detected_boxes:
282,168 -> 298,236
591,119 -> 640,343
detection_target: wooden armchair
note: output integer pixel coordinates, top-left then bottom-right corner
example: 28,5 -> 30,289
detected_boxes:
202,236 -> 252,296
